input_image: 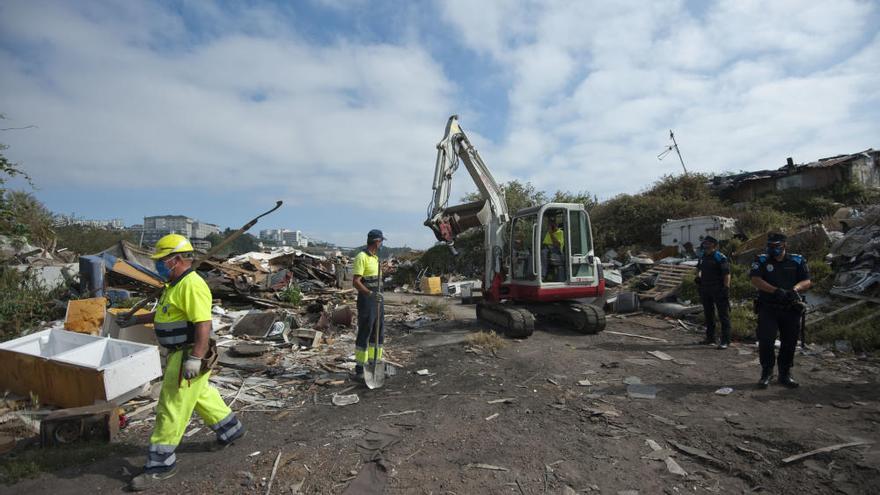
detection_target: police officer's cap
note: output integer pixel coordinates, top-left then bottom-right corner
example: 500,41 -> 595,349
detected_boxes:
701,236 -> 718,245
767,233 -> 787,243
367,229 -> 386,242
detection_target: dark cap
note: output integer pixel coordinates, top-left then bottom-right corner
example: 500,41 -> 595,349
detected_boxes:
767,232 -> 787,243
367,229 -> 386,242
701,236 -> 718,245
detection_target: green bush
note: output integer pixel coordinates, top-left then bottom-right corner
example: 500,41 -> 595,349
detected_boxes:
807,260 -> 833,293
0,267 -> 66,342
730,206 -> 801,238
811,305 -> 880,351
729,304 -> 757,341
280,285 -> 303,306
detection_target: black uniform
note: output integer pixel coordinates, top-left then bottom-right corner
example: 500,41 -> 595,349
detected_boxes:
697,250 -> 731,344
750,253 -> 810,375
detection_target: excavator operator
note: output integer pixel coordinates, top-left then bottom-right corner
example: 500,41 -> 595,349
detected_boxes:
541,216 -> 565,282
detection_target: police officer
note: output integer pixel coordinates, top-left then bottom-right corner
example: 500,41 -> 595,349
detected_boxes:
351,229 -> 386,383
696,236 -> 732,349
750,233 -> 812,388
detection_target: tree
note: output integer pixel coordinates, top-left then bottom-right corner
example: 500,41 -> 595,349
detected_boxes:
205,230 -> 261,256
0,190 -> 55,248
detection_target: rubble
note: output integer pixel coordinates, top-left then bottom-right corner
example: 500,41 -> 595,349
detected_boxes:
829,205 -> 880,295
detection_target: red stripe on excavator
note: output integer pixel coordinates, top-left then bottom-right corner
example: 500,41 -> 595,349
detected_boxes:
506,280 -> 605,302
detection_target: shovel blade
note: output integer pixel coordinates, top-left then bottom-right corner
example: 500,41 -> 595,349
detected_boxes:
364,361 -> 386,389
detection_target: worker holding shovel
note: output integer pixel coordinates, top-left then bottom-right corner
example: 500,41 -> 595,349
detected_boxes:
352,229 -> 386,386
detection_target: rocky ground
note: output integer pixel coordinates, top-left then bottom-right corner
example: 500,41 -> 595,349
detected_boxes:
3,294 -> 879,494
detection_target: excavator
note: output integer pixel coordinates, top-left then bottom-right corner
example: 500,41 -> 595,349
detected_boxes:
425,115 -> 606,338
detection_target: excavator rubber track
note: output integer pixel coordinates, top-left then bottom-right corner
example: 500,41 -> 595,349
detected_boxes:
528,302 -> 606,334
476,302 -> 535,339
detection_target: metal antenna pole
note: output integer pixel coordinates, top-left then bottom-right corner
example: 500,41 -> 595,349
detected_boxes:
669,130 -> 688,175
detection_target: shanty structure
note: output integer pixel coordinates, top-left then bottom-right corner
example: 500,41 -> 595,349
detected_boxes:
712,149 -> 880,202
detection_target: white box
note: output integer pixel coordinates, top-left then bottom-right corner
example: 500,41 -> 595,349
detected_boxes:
0,329 -> 162,408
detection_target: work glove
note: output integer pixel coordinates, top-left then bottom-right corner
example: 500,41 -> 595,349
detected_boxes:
784,289 -> 801,305
116,314 -> 137,328
183,356 -> 203,379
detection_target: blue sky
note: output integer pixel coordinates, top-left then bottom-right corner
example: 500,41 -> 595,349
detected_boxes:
1,0 -> 878,248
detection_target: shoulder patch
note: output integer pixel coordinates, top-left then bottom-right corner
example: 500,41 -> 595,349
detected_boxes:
789,254 -> 805,264
713,251 -> 727,262
757,254 -> 767,263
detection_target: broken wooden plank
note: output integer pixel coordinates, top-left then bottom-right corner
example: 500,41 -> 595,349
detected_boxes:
466,463 -> 509,471
806,300 -> 866,326
781,440 -> 871,464
605,331 -> 668,343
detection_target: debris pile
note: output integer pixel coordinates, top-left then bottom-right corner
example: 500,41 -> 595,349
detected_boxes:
829,205 -> 880,296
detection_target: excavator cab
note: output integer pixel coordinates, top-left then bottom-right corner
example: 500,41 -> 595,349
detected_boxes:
505,203 -> 603,302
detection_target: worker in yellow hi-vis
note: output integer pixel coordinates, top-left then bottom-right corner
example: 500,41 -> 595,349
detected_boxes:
351,229 -> 385,383
117,234 -> 245,491
541,217 -> 565,282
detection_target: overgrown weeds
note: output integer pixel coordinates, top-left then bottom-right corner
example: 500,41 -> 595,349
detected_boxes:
0,267 -> 65,342
280,285 -> 303,306
420,300 -> 449,318
465,330 -> 506,352
810,304 -> 880,352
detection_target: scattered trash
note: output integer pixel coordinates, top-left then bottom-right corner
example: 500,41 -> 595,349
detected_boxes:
669,441 -> 724,467
577,379 -> 592,387
466,463 -> 509,471
627,384 -> 657,400
781,440 -> 872,464
332,394 -> 360,407
646,350 -> 674,361
605,331 -> 668,343
715,387 -> 734,396
623,376 -> 642,385
415,369 -> 430,376
485,413 -> 499,421
249,451 -> 262,457
377,410 -> 420,418
487,398 -> 517,404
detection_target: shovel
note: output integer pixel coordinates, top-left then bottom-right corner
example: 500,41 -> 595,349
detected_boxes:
364,261 -> 385,389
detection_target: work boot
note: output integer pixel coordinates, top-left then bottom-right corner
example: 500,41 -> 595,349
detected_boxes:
779,373 -> 799,389
129,464 -> 179,491
757,368 -> 772,389
717,342 -> 729,350
210,427 -> 247,452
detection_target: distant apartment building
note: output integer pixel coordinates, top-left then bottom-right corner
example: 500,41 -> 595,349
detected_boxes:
259,228 -> 308,247
55,215 -> 124,230
142,215 -> 220,247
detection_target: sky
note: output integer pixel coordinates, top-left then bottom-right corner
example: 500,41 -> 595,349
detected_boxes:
1,0 -> 878,249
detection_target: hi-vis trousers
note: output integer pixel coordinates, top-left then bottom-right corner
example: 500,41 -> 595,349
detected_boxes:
145,348 -> 242,470
355,292 -> 384,374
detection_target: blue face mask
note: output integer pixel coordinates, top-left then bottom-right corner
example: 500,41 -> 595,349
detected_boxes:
767,244 -> 783,257
155,259 -> 172,280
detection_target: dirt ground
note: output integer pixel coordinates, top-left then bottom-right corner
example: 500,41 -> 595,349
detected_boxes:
3,294 -> 880,495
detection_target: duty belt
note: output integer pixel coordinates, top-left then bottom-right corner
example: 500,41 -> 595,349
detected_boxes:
154,320 -> 196,349
362,276 -> 380,291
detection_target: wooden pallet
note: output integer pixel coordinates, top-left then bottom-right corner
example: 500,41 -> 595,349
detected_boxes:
635,263 -> 697,301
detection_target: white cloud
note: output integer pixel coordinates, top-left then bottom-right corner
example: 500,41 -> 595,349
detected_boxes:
1,0 -> 878,248
0,1 -> 457,216
437,0 -> 880,200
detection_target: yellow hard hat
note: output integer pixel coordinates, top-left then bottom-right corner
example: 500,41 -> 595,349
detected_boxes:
151,234 -> 194,259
